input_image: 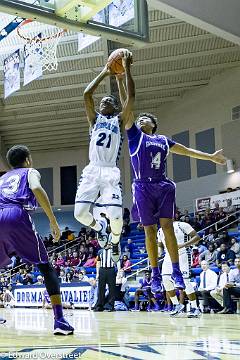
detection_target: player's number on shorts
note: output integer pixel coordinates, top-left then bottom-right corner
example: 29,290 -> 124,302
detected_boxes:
151,152 -> 161,169
96,132 -> 112,148
0,175 -> 21,195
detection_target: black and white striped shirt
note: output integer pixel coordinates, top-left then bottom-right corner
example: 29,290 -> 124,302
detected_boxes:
97,248 -> 115,268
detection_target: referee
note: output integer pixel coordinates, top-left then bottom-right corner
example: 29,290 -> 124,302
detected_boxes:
94,244 -> 116,312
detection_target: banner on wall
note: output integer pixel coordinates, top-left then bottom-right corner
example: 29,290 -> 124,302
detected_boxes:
23,38 -> 43,86
4,49 -> 20,98
195,190 -> 240,212
13,283 -> 91,308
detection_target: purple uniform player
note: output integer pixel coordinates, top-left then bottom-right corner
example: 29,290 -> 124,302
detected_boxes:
131,270 -> 160,311
0,145 -> 73,335
115,62 -> 226,295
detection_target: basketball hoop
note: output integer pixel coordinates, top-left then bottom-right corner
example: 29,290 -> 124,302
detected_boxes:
17,19 -> 66,72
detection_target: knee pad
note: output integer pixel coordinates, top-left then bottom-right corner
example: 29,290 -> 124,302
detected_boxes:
184,279 -> 195,295
162,275 -> 175,292
109,217 -> 123,235
74,203 -> 93,226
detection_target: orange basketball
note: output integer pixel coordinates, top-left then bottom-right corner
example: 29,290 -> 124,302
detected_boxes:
107,48 -> 130,75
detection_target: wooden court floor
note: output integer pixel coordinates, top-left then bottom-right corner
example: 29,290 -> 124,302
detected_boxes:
0,308 -> 239,359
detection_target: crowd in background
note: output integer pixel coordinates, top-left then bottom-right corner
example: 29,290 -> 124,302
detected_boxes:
0,201 -> 239,312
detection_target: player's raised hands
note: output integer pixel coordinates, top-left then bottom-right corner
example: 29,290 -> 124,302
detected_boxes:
211,150 -> 227,165
122,49 -> 133,70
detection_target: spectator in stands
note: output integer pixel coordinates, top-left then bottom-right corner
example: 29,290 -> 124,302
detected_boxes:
83,253 -> 96,268
216,243 -> 235,268
219,231 -> 231,247
88,278 -> 98,310
56,254 -> 65,267
210,262 -> 230,308
51,259 -> 60,276
115,269 -> 128,299
49,251 -> 57,263
199,244 -> 218,266
121,255 -> 132,274
224,198 -> 236,219
196,260 -> 218,313
230,237 -> 240,257
58,270 -> 66,284
6,256 -> 17,269
88,236 -> 99,249
34,275 -> 44,285
79,268 -> 89,282
137,223 -> 144,232
131,270 -> 160,311
205,228 -> 216,243
180,209 -> 191,221
192,215 -> 202,232
61,227 -> 74,241
65,272 -> 73,283
191,247 -> 200,268
22,273 -> 34,285
218,258 -> 240,313
123,208 -> 130,225
78,227 -> 87,238
70,251 -> 80,267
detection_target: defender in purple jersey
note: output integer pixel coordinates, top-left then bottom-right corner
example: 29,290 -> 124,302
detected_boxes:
116,64 -> 226,293
0,145 -> 73,335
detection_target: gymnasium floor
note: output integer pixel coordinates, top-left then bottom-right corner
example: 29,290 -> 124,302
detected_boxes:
0,308 -> 239,359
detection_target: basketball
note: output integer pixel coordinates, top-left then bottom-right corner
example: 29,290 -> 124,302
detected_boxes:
107,48 -> 131,74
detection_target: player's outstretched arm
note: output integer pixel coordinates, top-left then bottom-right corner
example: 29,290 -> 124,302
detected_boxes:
29,170 -> 60,242
120,50 -> 135,130
170,143 -> 227,165
84,66 -> 111,126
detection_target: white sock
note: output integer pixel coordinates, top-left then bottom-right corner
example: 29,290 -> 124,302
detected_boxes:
171,296 -> 179,305
190,300 -> 197,309
111,233 -> 120,244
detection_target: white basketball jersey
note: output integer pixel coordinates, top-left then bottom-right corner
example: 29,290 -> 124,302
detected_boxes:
89,113 -> 123,167
158,221 -> 194,256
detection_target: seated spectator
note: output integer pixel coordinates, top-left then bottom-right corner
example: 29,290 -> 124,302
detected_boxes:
56,254 -> 65,267
58,270 -> 66,284
34,275 -> 44,285
79,268 -> 90,282
65,272 -> 73,283
121,255 -> 132,274
22,273 -> 34,285
198,241 -> 207,254
224,198 -> 236,221
83,254 -> 96,268
88,278 -> 98,310
6,256 -> 17,269
78,227 -> 87,238
216,243 -> 235,268
123,208 -> 130,225
131,270 -> 160,311
115,269 -> 128,301
199,244 -> 218,266
192,215 -> 202,232
195,260 -> 218,313
219,231 -> 231,248
88,236 -> 99,249
61,227 -> 75,241
205,228 -> 216,243
218,258 -> 240,313
230,237 -> 240,257
51,259 -> 60,275
210,262 -> 230,307
137,223 -> 144,232
70,251 -> 80,267
49,251 -> 57,263
191,247 -> 200,268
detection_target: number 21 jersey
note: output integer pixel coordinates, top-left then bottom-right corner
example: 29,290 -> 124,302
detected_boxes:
89,113 -> 123,167
127,123 -> 175,180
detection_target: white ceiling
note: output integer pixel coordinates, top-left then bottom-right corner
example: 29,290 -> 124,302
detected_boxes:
1,6 -> 240,152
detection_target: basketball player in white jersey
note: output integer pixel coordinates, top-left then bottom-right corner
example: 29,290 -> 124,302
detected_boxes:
74,50 -> 134,262
158,221 -> 201,317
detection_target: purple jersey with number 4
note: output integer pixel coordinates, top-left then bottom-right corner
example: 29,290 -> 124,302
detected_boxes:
127,123 -> 175,180
0,168 -> 48,267
127,124 -> 176,226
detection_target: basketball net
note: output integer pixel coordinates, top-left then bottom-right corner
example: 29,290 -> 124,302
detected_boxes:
17,19 -> 65,72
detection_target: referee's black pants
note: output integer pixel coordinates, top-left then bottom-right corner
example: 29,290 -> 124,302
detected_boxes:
96,267 -> 116,310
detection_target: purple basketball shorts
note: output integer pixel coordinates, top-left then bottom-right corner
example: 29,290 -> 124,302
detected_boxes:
0,206 -> 48,267
132,179 -> 176,226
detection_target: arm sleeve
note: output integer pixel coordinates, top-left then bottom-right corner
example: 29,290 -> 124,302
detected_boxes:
28,169 -> 41,190
166,137 -> 176,148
